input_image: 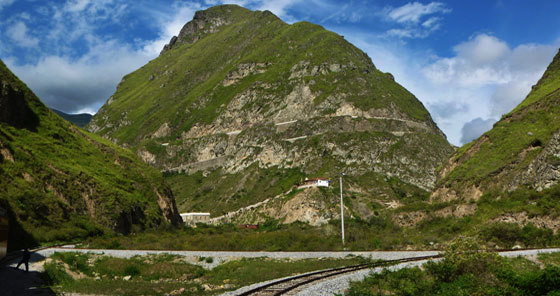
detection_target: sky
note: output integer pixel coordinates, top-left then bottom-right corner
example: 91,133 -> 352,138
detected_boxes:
1,0 -> 559,146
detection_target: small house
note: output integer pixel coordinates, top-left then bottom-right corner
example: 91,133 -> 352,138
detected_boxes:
297,178 -> 331,189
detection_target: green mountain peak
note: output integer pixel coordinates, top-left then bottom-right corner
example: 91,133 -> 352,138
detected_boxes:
88,5 -> 453,222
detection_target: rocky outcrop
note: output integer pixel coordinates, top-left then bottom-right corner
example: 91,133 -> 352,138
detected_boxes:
492,212 -> 560,234
161,5 -> 249,54
392,211 -> 427,227
513,131 -> 560,191
223,63 -> 270,86
210,187 -> 340,226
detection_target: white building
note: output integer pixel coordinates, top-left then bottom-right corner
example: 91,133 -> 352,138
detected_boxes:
180,212 -> 211,225
297,178 -> 331,189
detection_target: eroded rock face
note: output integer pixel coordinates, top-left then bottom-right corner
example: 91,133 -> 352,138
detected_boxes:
392,211 -> 427,227
223,63 -> 270,86
161,5 -> 238,53
513,131 -> 560,191
209,187 -> 339,226
493,212 -> 560,234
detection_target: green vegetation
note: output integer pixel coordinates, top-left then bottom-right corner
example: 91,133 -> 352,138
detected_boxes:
86,4 -> 452,233
0,59 -> 179,251
43,252 -> 366,295
166,164 -> 304,215
346,239 -> 560,296
82,183 -> 560,251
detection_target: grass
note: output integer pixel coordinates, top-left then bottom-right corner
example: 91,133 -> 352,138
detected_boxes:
346,239 -> 560,296
165,164 -> 305,215
82,218 -> 409,251
43,251 -> 367,295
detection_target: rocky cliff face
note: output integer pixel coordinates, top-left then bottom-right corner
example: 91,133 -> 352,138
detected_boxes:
0,59 -> 181,248
432,49 -> 560,201
88,5 -> 453,218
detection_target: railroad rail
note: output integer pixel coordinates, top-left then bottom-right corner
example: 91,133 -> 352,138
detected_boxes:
238,254 -> 441,296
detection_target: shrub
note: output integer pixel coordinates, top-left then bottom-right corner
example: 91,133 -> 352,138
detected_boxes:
43,262 -> 74,285
123,265 -> 141,277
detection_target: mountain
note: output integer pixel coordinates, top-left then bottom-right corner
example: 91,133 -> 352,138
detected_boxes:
51,108 -> 93,128
0,59 -> 181,250
432,49 -> 560,201
88,5 -> 453,222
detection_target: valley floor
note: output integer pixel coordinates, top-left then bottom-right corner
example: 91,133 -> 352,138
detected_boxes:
2,246 -> 559,295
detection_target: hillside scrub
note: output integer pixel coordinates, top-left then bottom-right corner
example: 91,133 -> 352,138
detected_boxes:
42,252 -> 365,295
0,59 -> 180,251
346,239 -> 560,296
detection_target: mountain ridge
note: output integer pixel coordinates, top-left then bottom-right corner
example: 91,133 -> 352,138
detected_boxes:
0,59 -> 181,250
432,48 -> 560,201
51,108 -> 93,128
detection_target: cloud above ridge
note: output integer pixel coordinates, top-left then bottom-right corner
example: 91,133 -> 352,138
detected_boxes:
383,1 -> 451,39
2,1 -> 200,114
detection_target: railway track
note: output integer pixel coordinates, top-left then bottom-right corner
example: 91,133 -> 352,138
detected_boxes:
238,254 -> 441,296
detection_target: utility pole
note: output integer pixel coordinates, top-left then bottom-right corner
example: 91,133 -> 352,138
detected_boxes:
339,173 -> 346,245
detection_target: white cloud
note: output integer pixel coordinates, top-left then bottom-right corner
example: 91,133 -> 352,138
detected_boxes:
423,35 -> 555,144
382,2 -> 450,39
4,1 -> 202,113
0,0 -> 14,11
386,28 -> 414,39
6,41 -> 152,113
460,118 -> 496,144
421,16 -> 439,28
7,21 -> 39,48
387,2 -> 449,24
140,4 -> 199,56
64,0 -> 92,12
454,34 -> 510,65
255,0 -> 300,19
344,32 -> 556,145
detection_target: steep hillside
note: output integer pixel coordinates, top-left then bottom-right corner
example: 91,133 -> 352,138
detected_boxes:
88,5 -> 453,219
52,109 -> 93,128
0,60 -> 181,250
432,49 -> 560,201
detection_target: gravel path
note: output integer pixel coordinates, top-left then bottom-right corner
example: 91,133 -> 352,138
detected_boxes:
292,260 -> 431,296
220,248 -> 560,296
287,248 -> 560,296
36,247 -> 439,270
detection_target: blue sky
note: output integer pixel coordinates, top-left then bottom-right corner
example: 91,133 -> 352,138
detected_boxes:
1,0 -> 559,145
